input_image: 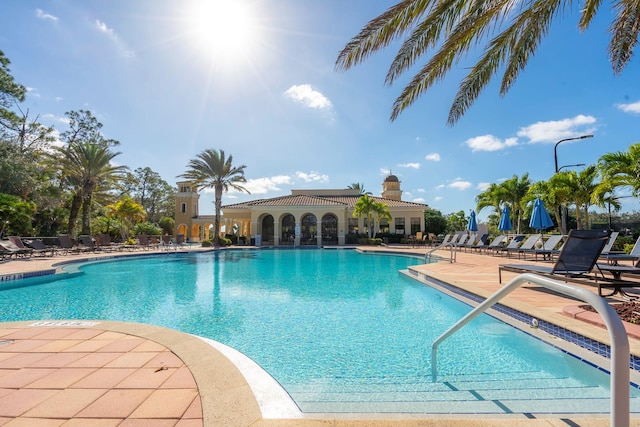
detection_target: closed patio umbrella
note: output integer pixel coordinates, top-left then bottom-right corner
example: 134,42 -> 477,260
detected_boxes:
529,198 -> 554,249
498,206 -> 512,232
467,211 -> 478,232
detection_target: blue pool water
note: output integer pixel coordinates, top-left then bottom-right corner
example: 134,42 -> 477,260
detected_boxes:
1,249 -> 639,414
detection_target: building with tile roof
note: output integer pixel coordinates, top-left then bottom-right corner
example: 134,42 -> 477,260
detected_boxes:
174,176 -> 428,246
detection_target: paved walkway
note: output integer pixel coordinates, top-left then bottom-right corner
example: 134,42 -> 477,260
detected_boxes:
1,244 -> 639,426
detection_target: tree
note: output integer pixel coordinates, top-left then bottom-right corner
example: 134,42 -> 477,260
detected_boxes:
123,167 -> 176,223
500,174 -> 531,234
424,208 -> 447,236
335,0 -> 639,124
106,196 -> 146,240
598,143 -> 640,197
352,194 -> 390,238
52,141 -> 128,236
346,182 -> 372,195
0,193 -> 36,237
178,149 -> 249,245
0,50 -> 26,131
446,210 -> 467,232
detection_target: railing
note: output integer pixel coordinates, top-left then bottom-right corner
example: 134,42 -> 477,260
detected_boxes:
424,242 -> 457,264
430,273 -> 630,427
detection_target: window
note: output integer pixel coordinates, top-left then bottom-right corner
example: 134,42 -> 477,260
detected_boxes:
379,217 -> 390,233
395,217 -> 405,233
348,218 -> 358,234
410,217 -> 421,235
181,202 -> 186,213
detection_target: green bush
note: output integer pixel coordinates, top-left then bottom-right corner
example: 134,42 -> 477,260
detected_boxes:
201,240 -> 213,247
133,222 -> 162,236
220,237 -> 232,246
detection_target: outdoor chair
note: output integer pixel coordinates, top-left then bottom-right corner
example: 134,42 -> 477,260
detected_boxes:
492,235 -> 525,257
520,234 -> 565,261
599,234 -> 640,266
138,234 -> 160,250
78,235 -> 100,252
98,234 -> 121,252
506,234 -> 541,259
57,235 -> 83,255
7,236 -> 35,257
462,233 -> 488,252
476,234 -> 506,253
0,240 -> 31,259
498,229 -> 615,295
27,239 -> 58,257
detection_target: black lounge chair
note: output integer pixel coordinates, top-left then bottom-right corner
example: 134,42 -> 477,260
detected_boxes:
27,239 -> 58,257
498,229 -> 610,286
492,235 -> 525,257
79,235 -> 101,252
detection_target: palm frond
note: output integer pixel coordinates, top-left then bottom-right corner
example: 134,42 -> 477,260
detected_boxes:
335,0 -> 432,71
609,0 -> 640,74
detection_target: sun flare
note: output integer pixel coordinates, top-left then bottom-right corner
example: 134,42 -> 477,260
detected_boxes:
186,1 -> 258,59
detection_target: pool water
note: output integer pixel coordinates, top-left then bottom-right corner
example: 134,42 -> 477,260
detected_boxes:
1,249 -> 639,414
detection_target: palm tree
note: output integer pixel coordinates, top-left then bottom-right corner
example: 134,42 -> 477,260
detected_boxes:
353,194 -> 391,238
346,182 -> 372,195
179,149 -> 249,245
598,143 -> 640,197
500,174 -> 531,234
335,0 -> 639,124
52,142 -> 128,236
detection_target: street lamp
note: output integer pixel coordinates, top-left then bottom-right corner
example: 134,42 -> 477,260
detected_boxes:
557,163 -> 586,172
553,135 -> 593,234
554,135 -> 593,173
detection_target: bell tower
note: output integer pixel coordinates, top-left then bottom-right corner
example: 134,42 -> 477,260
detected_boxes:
381,174 -> 402,201
174,181 -> 200,237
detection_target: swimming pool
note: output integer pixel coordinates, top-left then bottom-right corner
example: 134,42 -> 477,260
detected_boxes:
1,249 -> 639,415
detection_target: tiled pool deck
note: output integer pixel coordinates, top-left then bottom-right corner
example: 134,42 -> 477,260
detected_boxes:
1,245 -> 640,426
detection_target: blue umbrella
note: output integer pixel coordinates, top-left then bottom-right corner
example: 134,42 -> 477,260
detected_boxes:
498,206 -> 512,232
529,198 -> 554,249
529,198 -> 554,231
467,211 -> 478,232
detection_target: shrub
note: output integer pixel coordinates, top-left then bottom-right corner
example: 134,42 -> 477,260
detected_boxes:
201,240 -> 213,247
220,237 -> 232,246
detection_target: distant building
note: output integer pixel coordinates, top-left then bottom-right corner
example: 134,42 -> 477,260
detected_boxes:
174,175 -> 428,245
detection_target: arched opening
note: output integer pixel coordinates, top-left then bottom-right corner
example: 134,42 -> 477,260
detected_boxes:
281,214 -> 295,245
261,215 -> 274,245
321,214 -> 338,245
301,214 -> 317,245
190,224 -> 200,242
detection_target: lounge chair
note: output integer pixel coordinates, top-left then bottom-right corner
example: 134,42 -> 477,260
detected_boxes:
492,235 -> 525,256
520,234 -> 565,261
600,234 -> 640,265
498,229 -> 610,286
27,239 -> 58,257
1,239 -> 33,258
478,235 -> 507,253
601,231 -> 620,255
7,236 -> 35,257
97,234 -> 121,252
78,235 -> 100,252
506,234 -> 541,259
138,234 -> 160,250
56,235 -> 82,255
462,233 -> 488,252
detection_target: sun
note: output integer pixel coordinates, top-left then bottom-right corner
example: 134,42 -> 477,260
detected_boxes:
186,1 -> 258,59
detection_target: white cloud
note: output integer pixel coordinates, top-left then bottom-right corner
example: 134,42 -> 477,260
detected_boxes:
231,175 -> 293,194
379,168 -> 391,176
516,115 -> 596,143
95,19 -> 135,58
435,184 -> 446,190
284,85 -> 332,110
295,171 -> 329,183
398,162 -> 420,169
433,196 -> 443,202
466,135 -> 518,152
448,178 -> 472,190
477,182 -> 491,191
617,101 -> 640,114
425,153 -> 441,161
416,188 -> 425,193
35,9 -> 58,21
412,197 -> 426,203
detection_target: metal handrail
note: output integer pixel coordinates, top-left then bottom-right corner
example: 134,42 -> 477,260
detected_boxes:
425,243 -> 457,264
431,273 -> 630,427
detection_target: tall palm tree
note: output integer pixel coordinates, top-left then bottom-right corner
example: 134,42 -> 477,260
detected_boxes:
335,0 -> 639,124
179,149 -> 249,245
346,182 -> 372,195
52,142 -> 127,236
353,194 -> 390,238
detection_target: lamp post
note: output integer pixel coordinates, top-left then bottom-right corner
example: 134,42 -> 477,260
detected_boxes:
553,135 -> 593,234
554,135 -> 593,173
557,163 -> 586,172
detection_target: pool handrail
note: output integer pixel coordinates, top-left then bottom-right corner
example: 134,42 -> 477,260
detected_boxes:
424,243 -> 457,264
430,272 -> 630,427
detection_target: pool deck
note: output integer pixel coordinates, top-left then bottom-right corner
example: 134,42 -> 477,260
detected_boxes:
1,244 -> 640,426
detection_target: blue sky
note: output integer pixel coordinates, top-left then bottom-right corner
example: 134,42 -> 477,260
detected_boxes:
1,0 -> 639,221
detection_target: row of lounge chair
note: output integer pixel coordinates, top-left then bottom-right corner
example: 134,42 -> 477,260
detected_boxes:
0,234 -> 182,260
498,229 -> 640,299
